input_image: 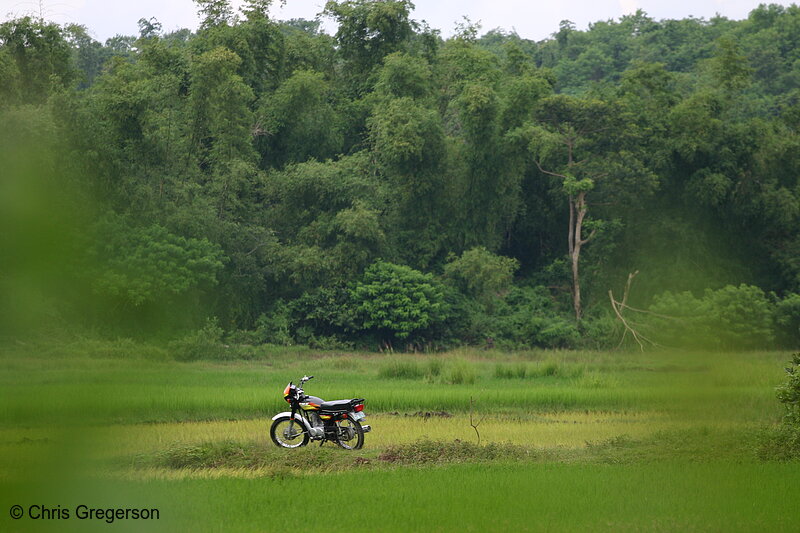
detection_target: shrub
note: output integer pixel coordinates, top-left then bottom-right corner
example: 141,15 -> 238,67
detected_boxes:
473,286 -> 580,349
169,317 -> 227,361
578,315 -> 619,350
525,316 -> 581,349
254,301 -> 294,346
648,284 -> 774,349
351,261 -> 449,344
291,287 -> 356,343
306,335 -> 354,351
774,294 -> 800,348
444,247 -> 519,310
759,354 -> 800,460
89,214 -> 225,307
777,353 -> 800,429
706,285 -> 773,348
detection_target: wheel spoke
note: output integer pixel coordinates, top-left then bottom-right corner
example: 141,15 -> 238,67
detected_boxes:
271,418 -> 308,448
334,419 -> 364,450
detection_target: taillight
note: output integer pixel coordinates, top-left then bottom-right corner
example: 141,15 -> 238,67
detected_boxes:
354,404 -> 364,412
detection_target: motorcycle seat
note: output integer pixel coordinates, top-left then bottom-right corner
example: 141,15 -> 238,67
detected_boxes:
320,399 -> 356,411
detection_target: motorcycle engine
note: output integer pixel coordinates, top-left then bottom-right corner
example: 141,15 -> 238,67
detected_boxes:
308,412 -> 324,439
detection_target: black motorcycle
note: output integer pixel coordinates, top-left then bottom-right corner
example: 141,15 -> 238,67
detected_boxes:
270,375 -> 371,450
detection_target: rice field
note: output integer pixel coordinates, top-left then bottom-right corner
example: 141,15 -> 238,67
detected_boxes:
1,346 -> 798,531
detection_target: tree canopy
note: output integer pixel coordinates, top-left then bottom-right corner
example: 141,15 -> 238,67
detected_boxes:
3,3 -> 800,350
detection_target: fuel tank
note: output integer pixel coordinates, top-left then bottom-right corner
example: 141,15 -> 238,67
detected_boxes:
299,395 -> 325,411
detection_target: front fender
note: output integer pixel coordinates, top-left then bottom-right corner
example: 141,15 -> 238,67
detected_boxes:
271,411 -> 312,430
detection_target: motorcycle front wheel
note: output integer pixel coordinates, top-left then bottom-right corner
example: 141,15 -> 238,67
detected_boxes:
270,417 -> 310,448
334,418 -> 364,450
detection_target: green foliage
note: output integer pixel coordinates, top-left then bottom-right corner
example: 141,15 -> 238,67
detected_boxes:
0,17 -> 76,103
648,285 -> 774,349
774,294 -> 800,348
368,93 -> 448,266
252,301 -> 294,346
453,80 -> 523,250
458,286 -> 580,349
759,353 -> 800,460
263,153 -> 388,289
577,315 -> 620,350
444,247 -> 519,308
291,286 -> 356,343
707,36 -> 753,90
169,317 -> 227,361
323,0 -> 414,88
89,215 -> 225,307
777,353 -> 800,428
195,0 -> 234,30
351,261 -> 449,342
5,8 -> 800,350
0,48 -> 21,104
257,69 -> 343,168
189,46 -> 255,167
369,97 -> 445,175
375,52 -> 433,100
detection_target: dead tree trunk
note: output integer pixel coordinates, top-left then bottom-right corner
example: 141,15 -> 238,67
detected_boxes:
535,141 -> 595,322
568,191 -> 594,321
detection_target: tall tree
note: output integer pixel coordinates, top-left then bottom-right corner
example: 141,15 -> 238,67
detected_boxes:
195,0 -> 234,30
0,17 -> 76,103
322,0 -> 414,92
529,94 -> 656,320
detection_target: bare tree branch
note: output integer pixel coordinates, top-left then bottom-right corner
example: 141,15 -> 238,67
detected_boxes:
469,396 -> 487,446
533,159 -> 571,180
578,228 -> 597,246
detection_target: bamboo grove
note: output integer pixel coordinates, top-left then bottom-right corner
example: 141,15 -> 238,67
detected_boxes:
3,1 -> 800,351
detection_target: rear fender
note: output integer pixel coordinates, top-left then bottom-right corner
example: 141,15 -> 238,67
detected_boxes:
272,412 -> 312,431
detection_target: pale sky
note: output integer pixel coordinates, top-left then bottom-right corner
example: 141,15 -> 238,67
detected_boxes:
0,0 -> 795,43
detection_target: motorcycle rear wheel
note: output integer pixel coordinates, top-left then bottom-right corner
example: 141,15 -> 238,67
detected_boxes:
334,418 -> 364,450
270,417 -> 310,448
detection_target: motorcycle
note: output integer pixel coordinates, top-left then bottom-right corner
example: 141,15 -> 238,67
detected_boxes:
270,375 -> 371,450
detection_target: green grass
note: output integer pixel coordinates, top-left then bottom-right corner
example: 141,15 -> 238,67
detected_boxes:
0,345 -> 797,531
7,462 -> 795,532
0,349 -> 787,426
161,462 -> 799,531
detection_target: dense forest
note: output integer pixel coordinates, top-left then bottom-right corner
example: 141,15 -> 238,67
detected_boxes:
3,0 -> 800,351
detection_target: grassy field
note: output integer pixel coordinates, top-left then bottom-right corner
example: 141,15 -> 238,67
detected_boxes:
1,345 -> 798,531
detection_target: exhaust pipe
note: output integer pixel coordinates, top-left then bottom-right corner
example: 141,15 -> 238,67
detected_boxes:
361,425 -> 371,433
